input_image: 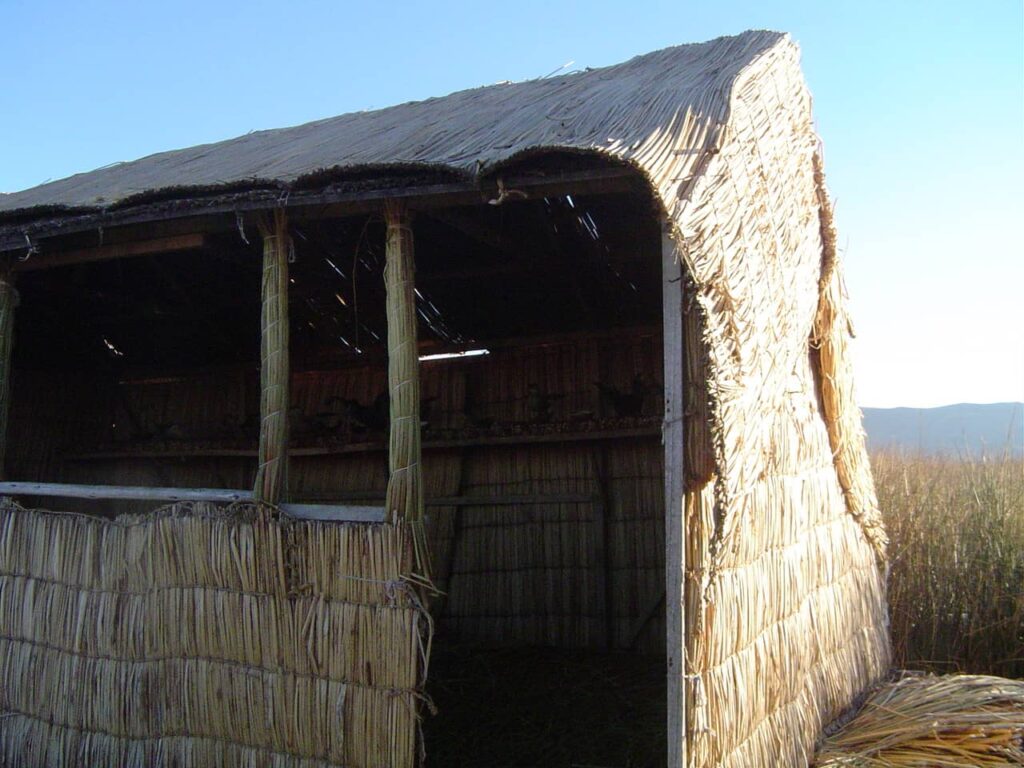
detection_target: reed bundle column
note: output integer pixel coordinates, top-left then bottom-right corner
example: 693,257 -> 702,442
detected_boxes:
383,202 -> 427,569
254,210 -> 290,504
0,265 -> 16,480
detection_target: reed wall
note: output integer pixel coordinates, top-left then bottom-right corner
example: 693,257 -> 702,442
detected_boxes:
674,40 -> 890,768
9,331 -> 667,655
0,501 -> 425,767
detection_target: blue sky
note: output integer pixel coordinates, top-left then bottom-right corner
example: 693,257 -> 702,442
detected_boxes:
1,0 -> 1021,407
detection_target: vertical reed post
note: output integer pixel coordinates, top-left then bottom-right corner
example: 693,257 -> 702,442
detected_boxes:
0,264 -> 16,480
383,201 -> 429,576
254,209 -> 290,504
662,224 -> 687,768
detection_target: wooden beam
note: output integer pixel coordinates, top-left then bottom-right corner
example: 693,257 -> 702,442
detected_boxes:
66,426 -> 662,462
662,224 -> 687,768
0,168 -> 640,254
0,481 -> 251,503
0,267 -> 13,480
297,492 -> 598,507
278,503 -> 384,523
0,481 -> 384,522
426,209 -> 523,259
13,233 -> 206,272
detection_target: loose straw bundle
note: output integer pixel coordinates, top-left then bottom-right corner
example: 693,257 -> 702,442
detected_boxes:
816,674 -> 1024,767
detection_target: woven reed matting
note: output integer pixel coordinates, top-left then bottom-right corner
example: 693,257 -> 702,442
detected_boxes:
674,39 -> 889,768
0,502 -> 427,768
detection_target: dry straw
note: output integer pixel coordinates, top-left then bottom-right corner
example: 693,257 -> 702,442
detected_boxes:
816,674 -> 1024,767
384,201 -> 430,582
0,30 -> 895,768
254,209 -> 291,505
0,500 -> 428,768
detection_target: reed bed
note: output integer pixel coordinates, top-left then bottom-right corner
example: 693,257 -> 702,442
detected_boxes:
0,501 -> 426,767
815,673 -> 1024,767
874,452 -> 1024,678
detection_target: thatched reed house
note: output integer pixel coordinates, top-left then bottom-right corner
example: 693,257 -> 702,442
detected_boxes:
0,30 -> 889,768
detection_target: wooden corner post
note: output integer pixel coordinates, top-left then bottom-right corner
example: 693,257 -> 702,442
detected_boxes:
383,201 -> 428,572
254,209 -> 290,505
662,224 -> 687,768
0,265 -> 16,480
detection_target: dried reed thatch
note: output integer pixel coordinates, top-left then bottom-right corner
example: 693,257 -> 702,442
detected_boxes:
675,37 -> 890,768
0,29 -> 891,768
0,501 -> 428,767
254,210 -> 291,504
384,201 -> 429,579
815,674 -> 1024,767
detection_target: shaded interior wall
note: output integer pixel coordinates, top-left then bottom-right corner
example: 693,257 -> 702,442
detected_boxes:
9,331 -> 667,654
674,43 -> 890,768
0,502 -> 424,768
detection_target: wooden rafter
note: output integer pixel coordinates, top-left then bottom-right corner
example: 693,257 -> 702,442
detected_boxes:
13,233 -> 206,272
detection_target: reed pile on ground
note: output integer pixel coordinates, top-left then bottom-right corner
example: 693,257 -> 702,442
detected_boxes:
874,452 -> 1024,678
815,673 -> 1024,767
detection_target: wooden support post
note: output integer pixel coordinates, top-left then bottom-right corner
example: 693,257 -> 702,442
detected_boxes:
662,224 -> 687,768
0,266 -> 16,480
253,210 -> 290,504
383,201 -> 428,574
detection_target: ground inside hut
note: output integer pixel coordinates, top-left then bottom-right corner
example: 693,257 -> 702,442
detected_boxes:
424,641 -> 666,768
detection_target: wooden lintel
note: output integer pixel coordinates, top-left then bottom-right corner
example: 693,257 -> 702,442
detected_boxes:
0,168 -> 640,254
0,480 -> 251,503
0,480 -> 385,522
13,233 -> 206,272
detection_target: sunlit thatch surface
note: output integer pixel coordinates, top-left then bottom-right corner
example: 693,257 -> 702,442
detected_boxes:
0,501 -> 427,767
0,28 -> 891,768
815,674 -> 1024,767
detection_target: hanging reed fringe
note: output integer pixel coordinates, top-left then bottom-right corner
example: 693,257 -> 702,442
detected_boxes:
0,266 -> 16,481
811,154 -> 887,560
815,674 -> 1024,767
254,209 -> 290,504
383,201 -> 429,582
0,500 -> 427,767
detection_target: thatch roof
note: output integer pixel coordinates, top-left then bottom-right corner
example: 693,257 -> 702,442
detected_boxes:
0,30 -> 783,224
0,30 -> 893,768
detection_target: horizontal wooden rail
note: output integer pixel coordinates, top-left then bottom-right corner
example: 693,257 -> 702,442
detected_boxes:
0,481 -> 384,523
298,491 -> 599,507
0,167 -> 640,254
67,425 -> 662,462
13,234 -> 206,272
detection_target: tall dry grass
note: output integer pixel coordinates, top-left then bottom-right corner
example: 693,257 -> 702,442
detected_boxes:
874,451 -> 1024,678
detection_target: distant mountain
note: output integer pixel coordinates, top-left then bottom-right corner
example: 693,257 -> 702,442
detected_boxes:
861,402 -> 1023,457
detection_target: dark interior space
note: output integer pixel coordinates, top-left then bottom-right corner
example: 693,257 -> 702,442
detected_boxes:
7,178 -> 668,767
